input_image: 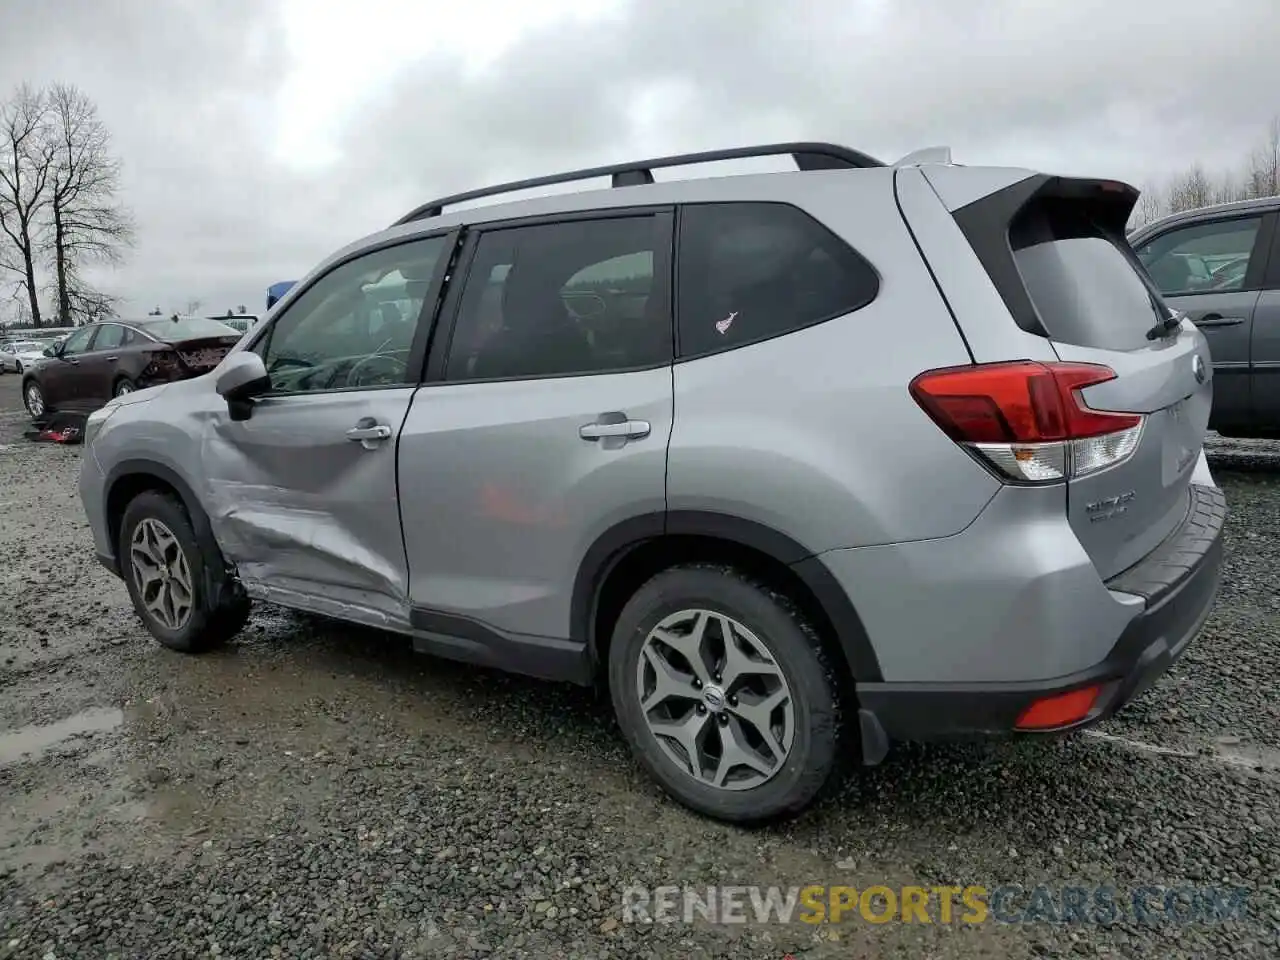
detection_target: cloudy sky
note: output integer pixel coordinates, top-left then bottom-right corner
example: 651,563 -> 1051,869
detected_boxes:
0,0 -> 1276,320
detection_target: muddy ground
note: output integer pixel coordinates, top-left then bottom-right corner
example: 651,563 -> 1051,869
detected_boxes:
1,372 -> 1279,959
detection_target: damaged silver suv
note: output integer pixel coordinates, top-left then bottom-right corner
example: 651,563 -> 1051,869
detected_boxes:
79,143 -> 1225,823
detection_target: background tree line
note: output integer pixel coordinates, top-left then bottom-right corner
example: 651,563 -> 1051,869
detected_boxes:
0,82 -> 132,328
1130,117 -> 1280,231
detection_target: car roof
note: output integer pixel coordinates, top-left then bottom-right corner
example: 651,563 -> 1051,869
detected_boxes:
1130,195 -> 1280,243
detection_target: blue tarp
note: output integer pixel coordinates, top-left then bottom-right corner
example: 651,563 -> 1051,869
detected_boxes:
266,281 -> 296,309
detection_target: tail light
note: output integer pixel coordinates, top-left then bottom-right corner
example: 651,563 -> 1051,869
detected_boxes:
909,361 -> 1144,484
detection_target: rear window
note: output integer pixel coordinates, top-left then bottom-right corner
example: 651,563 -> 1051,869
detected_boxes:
136,316 -> 239,340
1012,202 -> 1165,352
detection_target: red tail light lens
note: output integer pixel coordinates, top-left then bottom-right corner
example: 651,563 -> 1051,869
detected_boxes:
910,361 -> 1144,484
1015,685 -> 1101,730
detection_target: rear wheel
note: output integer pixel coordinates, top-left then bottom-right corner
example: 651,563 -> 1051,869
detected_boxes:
607,565 -> 843,823
113,377 -> 135,397
23,379 -> 46,419
119,491 -> 250,653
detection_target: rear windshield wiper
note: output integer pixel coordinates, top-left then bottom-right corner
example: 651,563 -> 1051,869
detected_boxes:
1146,306 -> 1184,341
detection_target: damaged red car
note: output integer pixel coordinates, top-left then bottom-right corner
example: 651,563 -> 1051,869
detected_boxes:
21,316 -> 243,420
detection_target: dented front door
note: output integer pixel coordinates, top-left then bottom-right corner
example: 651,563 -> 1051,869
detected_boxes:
201,389 -> 413,627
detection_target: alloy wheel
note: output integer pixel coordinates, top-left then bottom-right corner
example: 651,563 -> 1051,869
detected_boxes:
635,608 -> 795,791
24,383 -> 44,417
129,517 -> 195,631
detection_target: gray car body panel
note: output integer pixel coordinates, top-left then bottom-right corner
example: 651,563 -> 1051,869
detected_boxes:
666,171 -> 1000,551
79,153 -> 1222,725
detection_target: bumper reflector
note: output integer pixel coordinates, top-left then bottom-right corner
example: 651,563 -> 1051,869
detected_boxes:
1015,685 -> 1101,730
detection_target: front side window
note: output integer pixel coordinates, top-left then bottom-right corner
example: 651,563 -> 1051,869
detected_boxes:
676,202 -> 879,358
1134,216 -> 1262,297
444,215 -> 670,381
256,236 -> 448,394
60,326 -> 96,356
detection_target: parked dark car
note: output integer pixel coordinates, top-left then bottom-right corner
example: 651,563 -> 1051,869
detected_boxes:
21,316 -> 242,420
1128,195 -> 1280,438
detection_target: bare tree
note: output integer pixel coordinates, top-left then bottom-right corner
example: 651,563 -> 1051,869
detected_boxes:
1245,116 -> 1280,200
42,84 -> 133,325
0,84 -> 54,327
185,298 -> 202,315
1131,183 -> 1165,230
1166,163 -> 1214,214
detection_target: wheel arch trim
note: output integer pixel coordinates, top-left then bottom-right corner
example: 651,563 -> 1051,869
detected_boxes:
571,510 -> 884,683
104,459 -> 218,562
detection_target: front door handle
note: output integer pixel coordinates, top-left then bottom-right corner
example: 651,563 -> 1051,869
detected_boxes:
105,355 -> 119,362
580,417 -> 651,441
1193,314 -> 1245,328
346,419 -> 393,449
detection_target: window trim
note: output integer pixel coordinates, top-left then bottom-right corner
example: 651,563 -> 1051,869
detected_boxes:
1134,211 -> 1276,299
423,206 -> 676,386
670,200 -> 882,363
120,323 -> 160,344
245,228 -> 462,399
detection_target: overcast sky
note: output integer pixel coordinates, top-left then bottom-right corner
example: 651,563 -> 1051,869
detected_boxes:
0,0 -> 1276,320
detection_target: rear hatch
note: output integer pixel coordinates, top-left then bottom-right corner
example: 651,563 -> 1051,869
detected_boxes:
950,177 -> 1213,581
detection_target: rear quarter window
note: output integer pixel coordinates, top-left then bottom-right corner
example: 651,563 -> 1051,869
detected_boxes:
676,202 -> 879,358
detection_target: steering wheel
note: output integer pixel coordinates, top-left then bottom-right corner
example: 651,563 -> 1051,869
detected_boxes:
345,352 -> 408,387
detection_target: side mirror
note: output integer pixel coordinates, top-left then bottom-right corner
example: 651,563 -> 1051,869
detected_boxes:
43,344 -> 59,358
215,351 -> 270,421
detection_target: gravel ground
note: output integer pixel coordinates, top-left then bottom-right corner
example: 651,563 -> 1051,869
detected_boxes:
1,373 -> 1279,959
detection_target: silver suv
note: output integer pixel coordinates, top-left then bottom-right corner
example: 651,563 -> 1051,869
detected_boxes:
78,143 -> 1225,822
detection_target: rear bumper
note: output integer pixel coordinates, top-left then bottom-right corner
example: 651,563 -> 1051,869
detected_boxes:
855,484 -> 1226,760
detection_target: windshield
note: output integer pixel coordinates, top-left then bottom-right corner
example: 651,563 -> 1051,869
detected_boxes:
135,316 -> 239,340
13,341 -> 46,352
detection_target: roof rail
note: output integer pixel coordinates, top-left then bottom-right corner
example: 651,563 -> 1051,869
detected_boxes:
393,141 -> 885,225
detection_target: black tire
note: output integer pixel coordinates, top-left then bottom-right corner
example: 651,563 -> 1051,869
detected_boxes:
607,564 -> 843,823
118,490 -> 250,653
113,377 -> 136,398
22,378 -> 48,419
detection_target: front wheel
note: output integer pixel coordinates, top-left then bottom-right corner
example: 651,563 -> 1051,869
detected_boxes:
23,380 -> 46,419
119,491 -> 250,653
608,565 -> 843,823
113,377 -> 135,398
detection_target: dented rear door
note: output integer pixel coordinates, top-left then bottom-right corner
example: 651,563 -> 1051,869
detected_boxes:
202,389 -> 415,626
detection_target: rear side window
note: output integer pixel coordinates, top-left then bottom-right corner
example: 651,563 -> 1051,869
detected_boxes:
93,324 -> 126,350
1012,201 -> 1165,352
676,202 -> 879,358
444,214 -> 670,381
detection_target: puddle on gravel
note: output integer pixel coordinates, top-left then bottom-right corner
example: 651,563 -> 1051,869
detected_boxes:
0,706 -> 123,765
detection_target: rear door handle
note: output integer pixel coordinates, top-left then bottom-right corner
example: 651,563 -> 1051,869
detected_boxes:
1193,315 -> 1245,328
580,418 -> 651,441
346,419 -> 393,449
